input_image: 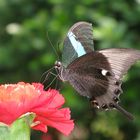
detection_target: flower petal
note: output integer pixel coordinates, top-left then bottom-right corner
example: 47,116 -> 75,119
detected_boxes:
33,123 -> 48,133
33,108 -> 74,136
0,82 -> 74,135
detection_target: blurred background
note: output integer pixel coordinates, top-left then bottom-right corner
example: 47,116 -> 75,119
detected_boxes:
0,0 -> 140,140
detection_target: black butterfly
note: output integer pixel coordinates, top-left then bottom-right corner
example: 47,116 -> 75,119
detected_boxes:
55,21 -> 140,120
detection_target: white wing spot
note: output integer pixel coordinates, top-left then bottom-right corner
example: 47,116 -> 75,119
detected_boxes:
101,69 -> 108,76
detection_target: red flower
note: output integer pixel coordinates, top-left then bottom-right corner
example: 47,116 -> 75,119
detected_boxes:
0,82 -> 74,135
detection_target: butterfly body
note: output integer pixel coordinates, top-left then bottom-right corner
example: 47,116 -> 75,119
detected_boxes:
55,21 -> 140,120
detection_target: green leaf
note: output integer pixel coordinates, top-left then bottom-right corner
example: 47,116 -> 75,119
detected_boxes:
0,113 -> 35,140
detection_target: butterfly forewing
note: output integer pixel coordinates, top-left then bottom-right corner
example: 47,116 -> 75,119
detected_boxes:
62,21 -> 94,67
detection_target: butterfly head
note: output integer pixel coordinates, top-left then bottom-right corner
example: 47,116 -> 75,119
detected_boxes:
54,61 -> 62,70
55,61 -> 67,81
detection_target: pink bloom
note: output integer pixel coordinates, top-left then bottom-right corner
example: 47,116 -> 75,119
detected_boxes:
0,82 -> 74,135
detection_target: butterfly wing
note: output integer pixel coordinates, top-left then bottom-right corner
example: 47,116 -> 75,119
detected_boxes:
62,21 -> 94,67
68,48 -> 140,80
66,48 -> 140,120
99,48 -> 140,79
67,51 -> 116,98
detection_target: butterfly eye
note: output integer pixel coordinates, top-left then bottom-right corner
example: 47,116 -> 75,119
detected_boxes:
55,61 -> 61,68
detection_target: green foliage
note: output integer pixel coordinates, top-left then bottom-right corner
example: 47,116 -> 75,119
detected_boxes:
0,0 -> 140,140
0,114 -> 35,140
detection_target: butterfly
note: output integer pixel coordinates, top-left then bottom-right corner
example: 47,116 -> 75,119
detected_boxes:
55,21 -> 140,120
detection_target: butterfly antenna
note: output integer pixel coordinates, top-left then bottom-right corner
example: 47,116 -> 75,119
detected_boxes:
39,67 -> 55,83
34,67 -> 55,90
55,78 -> 59,90
56,41 -> 62,60
41,70 -> 57,85
46,31 -> 60,60
44,75 -> 58,90
113,103 -> 134,120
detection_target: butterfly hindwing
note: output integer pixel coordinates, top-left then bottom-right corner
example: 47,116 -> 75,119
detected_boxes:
67,65 -> 116,98
99,48 -> 140,79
